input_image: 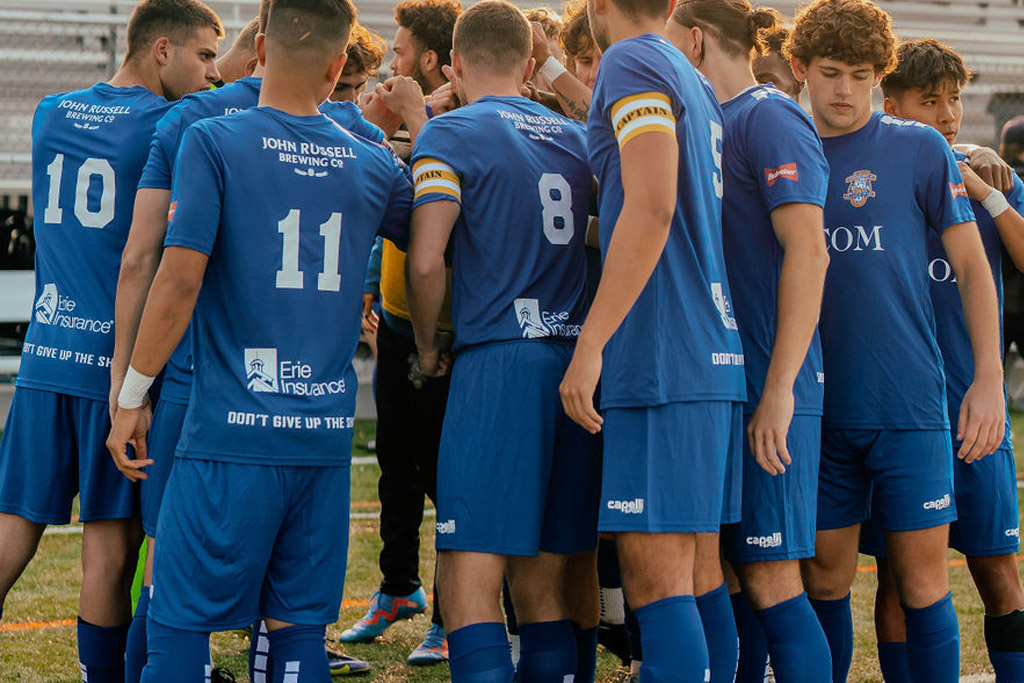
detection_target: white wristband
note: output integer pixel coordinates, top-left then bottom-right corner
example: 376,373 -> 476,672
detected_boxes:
118,366 -> 155,409
982,188 -> 1012,218
538,55 -> 568,85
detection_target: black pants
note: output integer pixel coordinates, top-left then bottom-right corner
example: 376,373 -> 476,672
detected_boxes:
375,319 -> 449,625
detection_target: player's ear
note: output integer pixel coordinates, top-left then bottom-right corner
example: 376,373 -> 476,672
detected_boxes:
790,56 -> 808,82
522,57 -> 536,86
153,36 -> 173,67
327,51 -> 349,88
254,33 -> 267,68
882,96 -> 899,116
451,50 -> 464,80
243,55 -> 259,77
872,71 -> 884,88
590,0 -> 606,19
421,49 -> 439,75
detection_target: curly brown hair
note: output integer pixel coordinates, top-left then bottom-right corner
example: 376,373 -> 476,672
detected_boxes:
346,22 -> 387,76
394,0 -> 462,68
559,0 -> 593,57
880,39 -> 971,98
526,7 -> 563,41
786,0 -> 897,75
670,0 -> 780,58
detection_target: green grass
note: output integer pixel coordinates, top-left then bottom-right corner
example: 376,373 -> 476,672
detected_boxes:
1,416 -> 1022,681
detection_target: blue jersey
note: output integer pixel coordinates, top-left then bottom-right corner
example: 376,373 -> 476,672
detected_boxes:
819,112 -> 974,429
411,96 -> 591,350
20,84 -> 172,401
165,107 -> 411,466
720,84 -> 829,416
139,79 -> 386,404
928,149 -> 1021,447
587,34 -> 745,408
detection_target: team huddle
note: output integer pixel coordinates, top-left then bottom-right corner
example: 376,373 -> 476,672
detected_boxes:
0,0 -> 1022,681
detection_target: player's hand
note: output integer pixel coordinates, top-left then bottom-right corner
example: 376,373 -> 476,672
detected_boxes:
560,339 -> 603,434
531,22 -> 553,66
746,385 -> 794,476
957,161 -> 995,202
359,91 -> 404,138
106,404 -> 154,482
426,80 -> 461,115
361,293 -> 379,335
521,81 -> 540,101
376,76 -> 426,124
968,146 -> 1014,194
417,347 -> 451,378
957,375 -> 1006,462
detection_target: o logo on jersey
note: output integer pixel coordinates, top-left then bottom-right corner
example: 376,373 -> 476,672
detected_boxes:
843,170 -> 877,208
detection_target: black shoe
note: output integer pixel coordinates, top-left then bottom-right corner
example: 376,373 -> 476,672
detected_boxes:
211,667 -> 237,683
327,647 -> 371,676
597,622 -> 631,666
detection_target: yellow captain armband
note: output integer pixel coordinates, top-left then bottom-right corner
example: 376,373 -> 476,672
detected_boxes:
610,92 -> 675,149
413,158 -> 461,203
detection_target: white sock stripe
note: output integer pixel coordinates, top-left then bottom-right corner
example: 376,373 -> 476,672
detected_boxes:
79,662 -> 88,682
283,659 -> 300,683
257,635 -> 271,654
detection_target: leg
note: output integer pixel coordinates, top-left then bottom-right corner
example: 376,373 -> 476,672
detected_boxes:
140,620 -> 212,683
126,536 -> 156,683
618,532 -> 709,683
565,548 -> 600,682
508,552 -> 577,683
969,554 -> 1024,681
801,524 -> 860,683
873,558 -> 911,683
694,532 -> 737,683
0,512 -> 45,612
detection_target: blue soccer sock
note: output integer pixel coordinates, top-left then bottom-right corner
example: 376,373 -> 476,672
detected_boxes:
904,593 -> 959,683
697,584 -> 739,683
756,593 -> 832,683
448,622 -> 514,683
573,622 -> 599,683
125,588 -> 151,683
810,594 -> 853,683
985,610 -> 1024,683
732,591 -> 769,683
877,641 -> 911,682
78,617 -> 130,683
250,618 -> 273,683
140,619 -> 211,683
267,624 -> 329,683
518,619 -> 577,683
634,595 -> 709,683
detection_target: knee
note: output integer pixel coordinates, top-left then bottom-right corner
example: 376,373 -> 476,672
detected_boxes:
800,558 -> 853,601
969,555 -> 1024,614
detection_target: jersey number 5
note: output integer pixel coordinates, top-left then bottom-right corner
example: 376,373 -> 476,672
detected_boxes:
43,154 -> 116,229
276,209 -> 342,292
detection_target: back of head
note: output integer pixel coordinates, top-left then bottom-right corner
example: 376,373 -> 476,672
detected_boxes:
395,0 -> 462,69
560,0 -> 592,57
265,0 -> 357,67
125,0 -> 224,63
671,0 -> 779,57
880,39 -> 970,99
606,0 -> 670,21
230,15 -> 262,58
453,0 -> 532,76
786,0 -> 897,74
346,24 -> 388,77
1001,115 -> 1024,165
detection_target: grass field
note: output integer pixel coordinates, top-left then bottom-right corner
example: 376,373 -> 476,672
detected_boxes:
1,416 -> 1023,682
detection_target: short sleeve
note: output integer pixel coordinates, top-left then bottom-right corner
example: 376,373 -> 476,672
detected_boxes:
914,127 -> 976,234
1007,173 -> 1024,215
378,156 -> 413,249
597,47 -> 677,149
351,117 -> 387,145
410,119 -> 462,209
138,106 -> 185,191
748,98 -> 829,211
164,124 -> 224,255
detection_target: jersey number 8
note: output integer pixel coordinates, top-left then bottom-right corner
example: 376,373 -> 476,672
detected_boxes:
539,173 -> 575,246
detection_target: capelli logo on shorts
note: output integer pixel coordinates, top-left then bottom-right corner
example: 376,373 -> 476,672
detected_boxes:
746,532 -> 783,548
436,519 -> 456,534
923,494 -> 951,511
607,498 -> 644,514
1006,527 -> 1020,538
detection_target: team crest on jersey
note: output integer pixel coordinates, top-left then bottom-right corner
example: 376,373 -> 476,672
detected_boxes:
35,283 -> 58,324
245,348 -> 279,393
843,170 -> 877,207
949,182 -> 968,200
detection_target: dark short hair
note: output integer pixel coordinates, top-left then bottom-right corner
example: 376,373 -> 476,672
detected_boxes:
125,0 -> 224,62
671,0 -> 779,57
347,23 -> 388,76
395,0 -> 462,69
453,0 -> 531,75
559,0 -> 592,57
230,15 -> 261,56
608,0 -> 670,21
786,0 -> 897,75
881,39 -> 971,99
265,0 -> 357,55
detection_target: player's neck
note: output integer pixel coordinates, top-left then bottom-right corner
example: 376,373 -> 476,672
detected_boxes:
460,74 -> 523,104
702,58 -> 757,104
606,14 -> 665,47
258,68 -> 324,116
107,60 -> 165,97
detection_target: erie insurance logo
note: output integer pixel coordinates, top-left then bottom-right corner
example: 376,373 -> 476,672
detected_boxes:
843,170 -> 877,208
35,283 -> 58,324
245,348 -> 279,393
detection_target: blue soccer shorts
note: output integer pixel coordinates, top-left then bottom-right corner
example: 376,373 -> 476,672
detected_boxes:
148,458 -> 350,631
141,399 -> 188,538
724,414 -> 821,562
862,444 -> 1018,558
818,428 -> 956,533
435,340 -> 600,556
0,386 -> 136,523
599,400 -> 741,533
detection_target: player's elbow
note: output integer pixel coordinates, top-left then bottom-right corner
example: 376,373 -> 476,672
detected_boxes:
406,250 -> 444,285
119,243 -> 159,284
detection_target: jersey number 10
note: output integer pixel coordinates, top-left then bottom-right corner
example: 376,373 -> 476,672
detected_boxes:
43,154 -> 116,229
275,209 -> 342,292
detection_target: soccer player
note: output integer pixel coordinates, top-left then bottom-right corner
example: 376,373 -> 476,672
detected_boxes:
858,38 -> 1024,683
560,0 -> 746,681
106,0 -> 412,679
667,2 -> 832,682
339,0 -> 460,665
330,23 -> 387,104
753,25 -> 802,101
404,3 -> 596,681
786,2 -> 1007,682
0,2 -> 220,680
212,16 -> 261,86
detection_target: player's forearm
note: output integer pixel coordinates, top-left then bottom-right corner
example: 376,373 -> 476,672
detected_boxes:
405,255 -> 446,353
578,200 -> 671,352
993,208 -> 1024,273
764,237 -> 828,393
129,250 -> 205,376
112,253 -> 159,381
957,256 -> 1004,381
549,72 -> 592,122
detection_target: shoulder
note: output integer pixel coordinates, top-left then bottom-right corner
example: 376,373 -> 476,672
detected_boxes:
877,113 -> 945,146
